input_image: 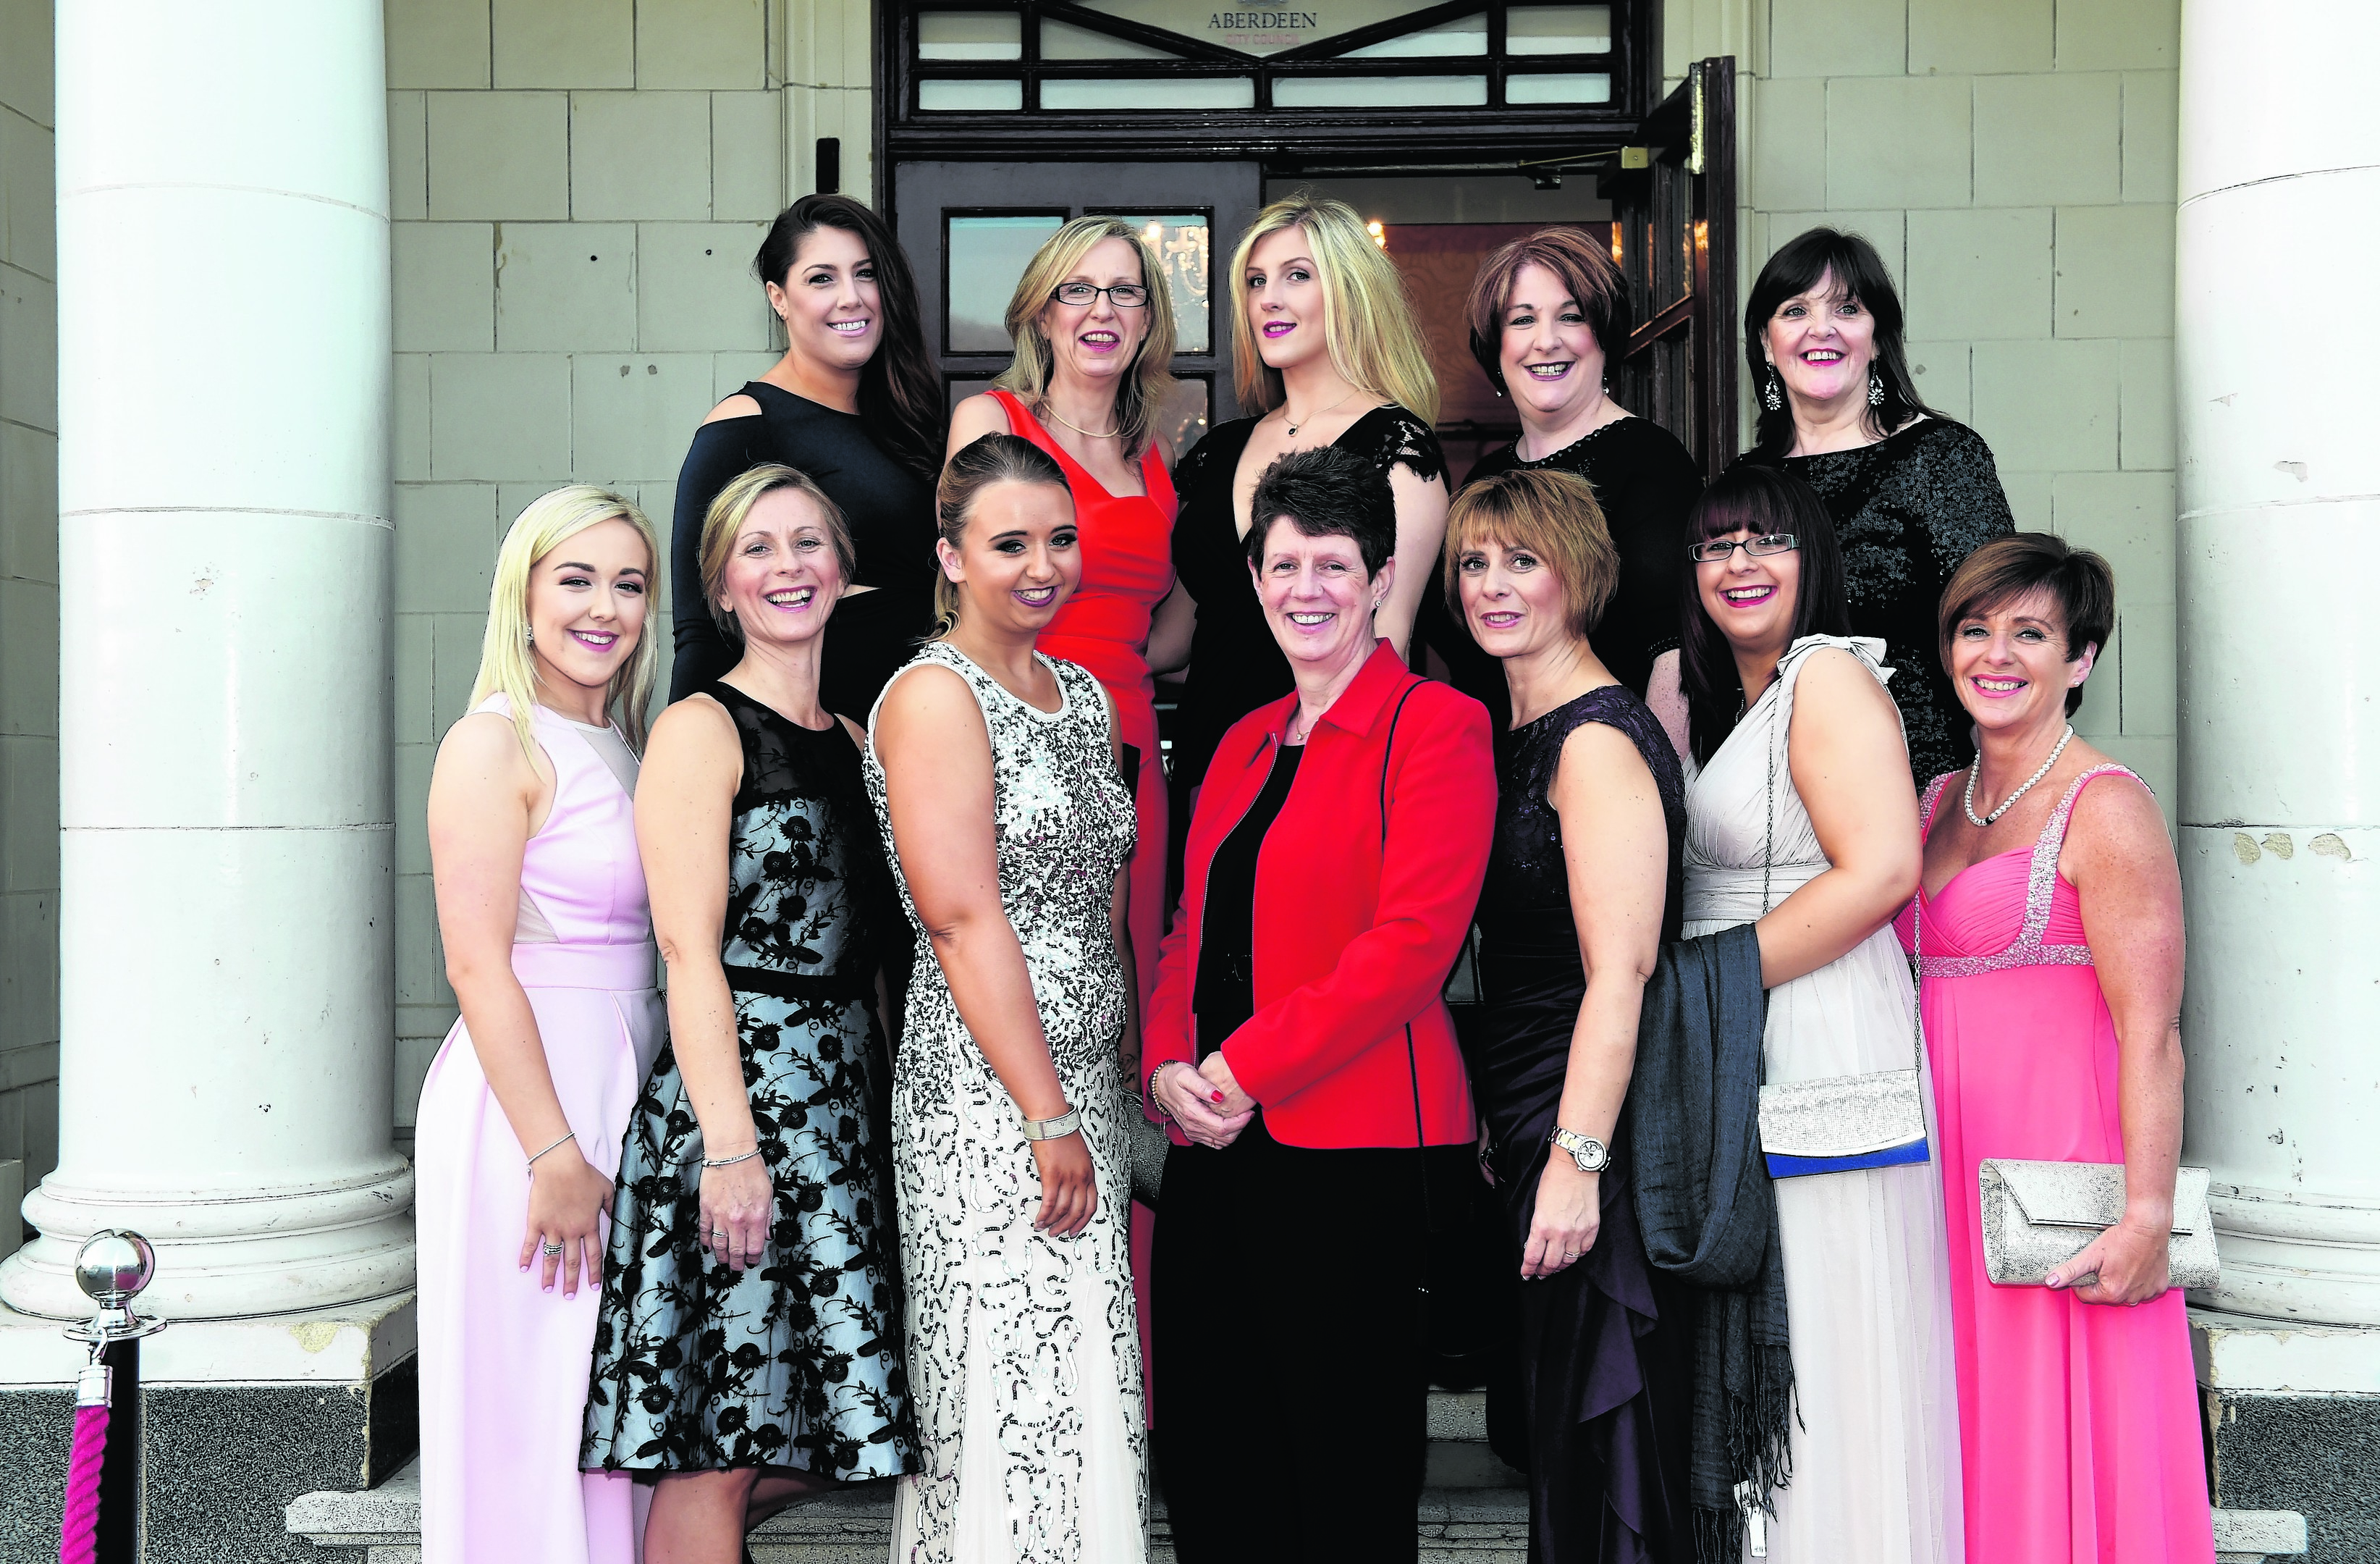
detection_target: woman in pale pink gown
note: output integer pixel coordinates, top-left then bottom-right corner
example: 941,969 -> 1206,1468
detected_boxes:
415,487 -> 668,1564
1898,534 -> 2214,1563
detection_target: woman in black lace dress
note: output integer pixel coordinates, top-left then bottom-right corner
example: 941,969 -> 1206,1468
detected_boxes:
1447,468 -> 1692,1562
586,465 -> 914,1562
1726,227 -> 2014,783
1424,225 -> 1702,734
1162,193 -> 1450,886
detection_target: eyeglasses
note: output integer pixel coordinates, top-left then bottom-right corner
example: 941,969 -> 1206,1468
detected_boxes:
1050,282 -> 1150,309
1687,533 -> 1798,564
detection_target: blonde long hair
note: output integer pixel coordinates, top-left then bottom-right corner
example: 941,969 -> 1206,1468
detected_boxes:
471,486 -> 664,760
1228,191 -> 1439,424
992,216 -> 1178,457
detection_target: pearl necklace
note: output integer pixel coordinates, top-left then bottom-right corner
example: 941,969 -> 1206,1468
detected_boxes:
1963,723 -> 2074,828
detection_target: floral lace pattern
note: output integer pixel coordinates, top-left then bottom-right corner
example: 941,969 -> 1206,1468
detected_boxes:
583,690 -> 915,1479
864,643 -> 1147,1562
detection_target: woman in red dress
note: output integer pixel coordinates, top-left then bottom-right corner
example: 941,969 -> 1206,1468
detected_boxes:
948,216 -> 1183,1410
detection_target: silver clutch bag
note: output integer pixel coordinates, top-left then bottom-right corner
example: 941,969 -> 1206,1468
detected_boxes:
1978,1159 -> 2219,1289
1758,1067 -> 1930,1177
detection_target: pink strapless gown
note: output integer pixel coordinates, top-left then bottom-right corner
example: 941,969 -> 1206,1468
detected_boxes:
1896,765 -> 2214,1564
414,698 -> 664,1564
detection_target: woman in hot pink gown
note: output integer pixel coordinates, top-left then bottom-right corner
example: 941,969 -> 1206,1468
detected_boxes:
415,487 -> 667,1563
1898,533 -> 2214,1564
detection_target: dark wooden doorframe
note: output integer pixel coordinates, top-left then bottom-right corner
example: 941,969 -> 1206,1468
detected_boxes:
1602,56 -> 1738,481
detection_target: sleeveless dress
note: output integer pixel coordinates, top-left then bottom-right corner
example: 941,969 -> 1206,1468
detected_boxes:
1462,686 -> 1694,1561
414,697 -> 664,1564
864,642 -> 1147,1563
582,684 -> 916,1481
1679,636 -> 1963,1564
1896,767 -> 2216,1563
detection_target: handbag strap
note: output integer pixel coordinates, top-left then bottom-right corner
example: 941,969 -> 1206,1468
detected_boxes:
1377,682 -> 1426,1156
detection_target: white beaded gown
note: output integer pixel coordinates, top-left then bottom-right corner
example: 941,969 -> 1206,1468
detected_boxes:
1681,635 -> 1963,1564
864,642 -> 1147,1563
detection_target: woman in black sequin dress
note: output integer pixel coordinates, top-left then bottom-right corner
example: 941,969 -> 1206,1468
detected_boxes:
1727,228 -> 2014,783
1447,469 -> 1693,1563
1164,193 -> 1451,888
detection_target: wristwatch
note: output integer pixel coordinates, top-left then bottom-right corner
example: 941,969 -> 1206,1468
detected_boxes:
1550,1127 -> 1609,1173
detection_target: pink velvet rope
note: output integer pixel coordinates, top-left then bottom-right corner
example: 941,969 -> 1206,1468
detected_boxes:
58,1400 -> 108,1564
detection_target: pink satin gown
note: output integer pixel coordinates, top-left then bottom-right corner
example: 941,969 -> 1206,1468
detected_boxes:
414,697 -> 664,1563
1896,765 -> 2215,1564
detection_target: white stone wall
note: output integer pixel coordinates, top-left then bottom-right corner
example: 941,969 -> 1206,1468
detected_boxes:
0,0 -> 57,1192
384,0 -> 864,1128
1674,0 -> 2181,812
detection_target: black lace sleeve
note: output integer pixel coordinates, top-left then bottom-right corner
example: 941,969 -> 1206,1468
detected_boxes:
1349,405 -> 1448,485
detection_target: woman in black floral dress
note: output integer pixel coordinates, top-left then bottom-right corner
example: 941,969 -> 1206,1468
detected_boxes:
1729,227 -> 2014,783
584,463 -> 914,1561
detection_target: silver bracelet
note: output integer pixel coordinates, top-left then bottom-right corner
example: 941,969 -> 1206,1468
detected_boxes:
1020,1106 -> 1082,1142
701,1146 -> 763,1169
526,1131 -> 575,1168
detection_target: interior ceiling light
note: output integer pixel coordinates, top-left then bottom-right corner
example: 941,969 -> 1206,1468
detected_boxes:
1366,218 -> 1387,249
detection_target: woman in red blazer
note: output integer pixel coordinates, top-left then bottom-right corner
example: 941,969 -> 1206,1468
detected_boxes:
1144,443 -> 1493,1563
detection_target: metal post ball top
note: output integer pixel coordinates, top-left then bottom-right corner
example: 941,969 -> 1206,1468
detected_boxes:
72,1231 -> 156,1308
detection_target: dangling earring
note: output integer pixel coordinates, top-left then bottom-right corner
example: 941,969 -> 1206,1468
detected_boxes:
1762,365 -> 1782,412
523,625 -> 533,644
1868,367 -> 1885,408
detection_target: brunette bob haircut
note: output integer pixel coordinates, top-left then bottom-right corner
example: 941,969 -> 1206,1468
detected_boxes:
697,463 -> 856,643
1742,227 -> 1933,458
1936,533 -> 2115,718
1464,226 -> 1631,394
1244,445 -> 1396,577
1440,468 -> 1619,639
1679,466 -> 1850,767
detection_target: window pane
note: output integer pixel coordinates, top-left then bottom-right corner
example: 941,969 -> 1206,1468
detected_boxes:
1341,12 -> 1486,58
1506,71 -> 1611,104
1041,17 -> 1182,58
1159,377 -> 1212,454
947,214 -> 1063,352
1507,4 -> 1612,53
1101,214 -> 1213,353
1042,77 -> 1257,110
918,12 -> 1022,59
918,78 -> 1024,111
1274,74 -> 1487,107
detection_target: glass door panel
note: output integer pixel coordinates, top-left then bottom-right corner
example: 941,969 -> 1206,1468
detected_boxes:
944,214 -> 1066,353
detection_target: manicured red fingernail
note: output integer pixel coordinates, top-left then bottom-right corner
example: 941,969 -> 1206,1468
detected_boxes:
1210,1090 -> 1225,1102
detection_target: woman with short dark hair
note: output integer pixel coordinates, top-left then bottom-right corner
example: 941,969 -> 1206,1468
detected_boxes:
1147,442 -> 1494,1561
667,195 -> 944,715
1718,227 -> 2015,784
1446,466 -> 1693,1560
1672,464 -> 1962,1562
1899,534 -> 2214,1563
1426,226 -> 1703,731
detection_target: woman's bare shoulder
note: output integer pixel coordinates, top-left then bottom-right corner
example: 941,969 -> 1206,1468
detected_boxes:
703,392 -> 764,426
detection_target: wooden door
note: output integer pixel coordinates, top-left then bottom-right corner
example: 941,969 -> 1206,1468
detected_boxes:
1601,56 -> 1737,479
889,159 -> 1265,452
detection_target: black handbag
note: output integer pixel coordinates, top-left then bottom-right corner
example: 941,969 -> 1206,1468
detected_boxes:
1379,686 -> 1503,1387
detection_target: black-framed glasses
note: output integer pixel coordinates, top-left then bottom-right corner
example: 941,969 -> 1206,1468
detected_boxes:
1050,282 -> 1150,309
1687,533 -> 1798,564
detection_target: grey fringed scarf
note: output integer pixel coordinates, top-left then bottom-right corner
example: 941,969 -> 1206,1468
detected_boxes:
1631,924 -> 1794,1562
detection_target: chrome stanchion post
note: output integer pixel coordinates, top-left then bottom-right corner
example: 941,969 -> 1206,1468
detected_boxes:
62,1232 -> 164,1564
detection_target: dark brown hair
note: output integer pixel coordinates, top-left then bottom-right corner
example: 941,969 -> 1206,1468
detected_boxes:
756,196 -> 943,479
1680,466 -> 1851,766
1441,468 -> 1619,639
1465,226 -> 1630,394
1936,533 -> 2115,718
1244,445 -> 1396,576
1743,227 -> 1933,458
932,434 -> 1071,637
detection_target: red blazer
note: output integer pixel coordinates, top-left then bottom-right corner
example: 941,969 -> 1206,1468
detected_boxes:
1146,642 -> 1493,1148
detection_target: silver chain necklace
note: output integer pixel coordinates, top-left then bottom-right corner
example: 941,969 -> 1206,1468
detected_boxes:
1963,723 -> 2074,828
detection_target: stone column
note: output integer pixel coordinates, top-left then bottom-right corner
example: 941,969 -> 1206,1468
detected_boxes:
2177,0 -> 2380,1546
0,1 -> 409,1321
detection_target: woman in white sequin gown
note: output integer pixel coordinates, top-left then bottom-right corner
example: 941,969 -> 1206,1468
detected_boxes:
866,433 -> 1146,1563
1656,466 -> 1962,1563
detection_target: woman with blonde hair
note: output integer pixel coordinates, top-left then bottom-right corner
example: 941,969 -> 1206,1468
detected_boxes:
416,486 -> 666,1564
1165,190 -> 1451,888
582,465 -> 916,1562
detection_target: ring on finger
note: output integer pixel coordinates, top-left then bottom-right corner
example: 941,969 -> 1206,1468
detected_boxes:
541,1240 -> 565,1256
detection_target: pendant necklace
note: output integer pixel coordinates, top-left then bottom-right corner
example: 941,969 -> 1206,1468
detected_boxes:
1285,387 -> 1359,438
1042,402 -> 1119,440
1964,723 -> 2074,827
